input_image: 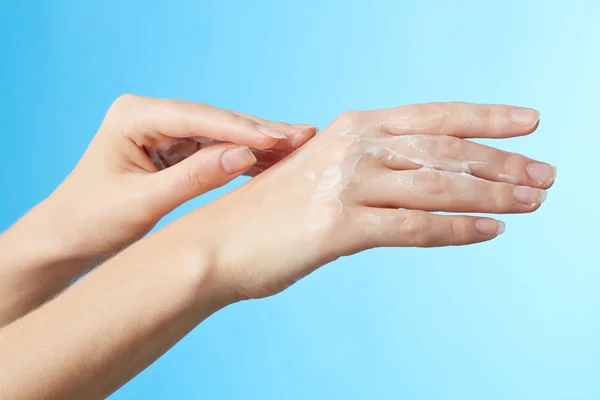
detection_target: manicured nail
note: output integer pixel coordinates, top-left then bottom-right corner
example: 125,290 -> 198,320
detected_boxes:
513,186 -> 547,206
497,221 -> 506,235
221,146 -> 257,174
475,219 -> 505,235
510,108 -> 540,127
526,163 -> 556,185
255,124 -> 287,139
291,124 -> 319,132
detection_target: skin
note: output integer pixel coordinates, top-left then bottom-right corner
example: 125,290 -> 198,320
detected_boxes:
0,101 -> 555,399
0,94 -> 317,326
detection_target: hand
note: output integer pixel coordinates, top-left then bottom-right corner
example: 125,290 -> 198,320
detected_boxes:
31,94 -> 318,262
0,102 -> 556,399
0,94 -> 316,324
177,102 -> 555,300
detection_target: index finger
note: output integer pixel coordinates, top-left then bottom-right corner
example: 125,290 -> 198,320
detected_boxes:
109,95 -> 287,150
369,102 -> 540,139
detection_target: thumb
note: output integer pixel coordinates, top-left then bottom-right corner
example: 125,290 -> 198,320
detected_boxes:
150,143 -> 256,212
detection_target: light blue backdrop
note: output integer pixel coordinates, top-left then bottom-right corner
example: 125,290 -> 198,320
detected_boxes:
1,1 -> 598,399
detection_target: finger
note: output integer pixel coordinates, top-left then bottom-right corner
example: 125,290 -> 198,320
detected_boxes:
233,111 -> 319,149
355,208 -> 504,249
182,135 -> 306,179
148,142 -> 256,212
247,148 -> 290,173
361,168 -> 547,213
376,135 -> 556,188
110,95 -> 287,150
369,102 -> 540,139
188,123 -> 315,177
244,140 -> 315,177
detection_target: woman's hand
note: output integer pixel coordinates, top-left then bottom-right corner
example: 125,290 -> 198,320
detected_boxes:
0,94 -> 316,324
177,102 -> 555,300
0,101 -> 555,399
39,94 -> 317,260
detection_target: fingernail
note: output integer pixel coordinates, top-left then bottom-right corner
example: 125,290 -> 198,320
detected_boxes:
526,163 -> 556,185
497,221 -> 506,235
255,124 -> 287,139
475,219 -> 505,235
510,108 -> 540,127
221,146 -> 257,174
513,186 -> 547,206
291,124 -> 319,132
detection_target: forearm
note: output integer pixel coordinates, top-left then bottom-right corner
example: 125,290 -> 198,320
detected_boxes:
0,220 -> 229,399
0,199 -> 101,326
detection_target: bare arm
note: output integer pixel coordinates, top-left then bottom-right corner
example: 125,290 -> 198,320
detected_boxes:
0,102 -> 555,399
0,202 -> 99,326
0,222 -> 229,399
0,94 -> 317,326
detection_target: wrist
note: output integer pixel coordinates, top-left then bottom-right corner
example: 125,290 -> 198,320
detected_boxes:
144,219 -> 239,312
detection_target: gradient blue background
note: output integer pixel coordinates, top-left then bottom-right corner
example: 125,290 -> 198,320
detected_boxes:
1,1 -> 598,399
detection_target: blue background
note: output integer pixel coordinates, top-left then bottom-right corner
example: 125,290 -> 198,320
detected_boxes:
1,1 -> 599,399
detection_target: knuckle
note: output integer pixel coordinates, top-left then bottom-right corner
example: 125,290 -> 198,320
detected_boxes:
430,102 -> 477,133
450,218 -> 467,244
483,103 -> 495,125
439,135 -> 467,158
471,103 -> 495,127
499,151 -> 522,179
110,93 -> 140,112
105,94 -> 142,124
493,184 -> 513,211
416,170 -> 449,196
116,93 -> 139,104
181,161 -> 212,192
404,210 -> 429,237
431,102 -> 456,130
425,135 -> 469,159
499,150 -> 512,175
335,110 -> 367,127
239,116 -> 259,132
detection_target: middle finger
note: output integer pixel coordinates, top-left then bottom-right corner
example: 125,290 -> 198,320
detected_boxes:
374,134 -> 556,189
359,168 -> 547,214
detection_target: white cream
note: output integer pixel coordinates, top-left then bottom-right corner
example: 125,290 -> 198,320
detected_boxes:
498,173 -> 519,184
304,171 -> 317,181
304,124 -> 495,231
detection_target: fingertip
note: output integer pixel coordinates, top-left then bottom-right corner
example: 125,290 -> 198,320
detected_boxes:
526,163 -> 557,188
509,108 -> 540,128
502,107 -> 540,137
467,218 -> 504,246
246,124 -> 288,150
487,106 -> 540,139
237,120 -> 318,150
221,146 -> 257,175
475,218 -> 505,236
255,124 -> 287,139
497,220 -> 506,235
